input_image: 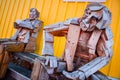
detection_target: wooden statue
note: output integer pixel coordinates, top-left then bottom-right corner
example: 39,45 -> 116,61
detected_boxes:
32,3 -> 113,80
0,8 -> 43,79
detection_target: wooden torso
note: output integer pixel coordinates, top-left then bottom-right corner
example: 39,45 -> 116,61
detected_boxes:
74,30 -> 98,68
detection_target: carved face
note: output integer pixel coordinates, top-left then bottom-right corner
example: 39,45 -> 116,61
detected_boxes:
80,8 -> 102,31
29,8 -> 38,20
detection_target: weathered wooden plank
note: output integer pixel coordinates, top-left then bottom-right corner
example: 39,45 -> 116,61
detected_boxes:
62,70 -> 85,80
7,67 -> 30,80
0,39 -> 9,44
87,29 -> 102,54
12,52 -> 35,64
2,42 -> 25,52
105,39 -> 113,48
0,51 -> 4,66
94,71 -> 109,80
31,58 -> 49,80
12,52 -> 45,63
64,24 -> 81,71
44,22 -> 68,33
0,45 -> 3,54
38,65 -> 49,80
57,61 -> 66,72
31,58 -> 41,80
91,74 -> 101,80
63,57 -> 109,79
24,37 -> 36,53
97,39 -> 106,57
78,57 -> 104,71
79,57 -> 109,78
44,22 -> 64,30
47,25 -> 68,33
105,27 -> 113,40
0,50 -> 5,79
76,52 -> 90,60
0,51 -> 10,79
42,42 -> 54,56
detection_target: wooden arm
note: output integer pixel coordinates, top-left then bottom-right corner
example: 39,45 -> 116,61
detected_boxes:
63,56 -> 110,80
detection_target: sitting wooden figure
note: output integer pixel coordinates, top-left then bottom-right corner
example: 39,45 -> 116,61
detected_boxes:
31,3 -> 113,80
0,8 -> 43,79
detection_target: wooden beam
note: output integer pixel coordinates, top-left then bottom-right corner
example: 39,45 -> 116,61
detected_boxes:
87,29 -> 102,54
12,53 -> 35,64
31,58 -> 41,80
31,58 -> 49,80
7,67 -> 30,80
0,51 -> 10,79
11,52 -> 45,64
64,24 -> 81,71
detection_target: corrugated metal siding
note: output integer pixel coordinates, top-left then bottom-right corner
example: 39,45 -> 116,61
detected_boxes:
0,0 -> 120,78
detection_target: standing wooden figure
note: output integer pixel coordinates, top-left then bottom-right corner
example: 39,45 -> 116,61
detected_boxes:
0,8 -> 43,79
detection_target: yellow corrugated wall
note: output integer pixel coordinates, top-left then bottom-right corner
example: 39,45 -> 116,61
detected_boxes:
0,0 -> 120,78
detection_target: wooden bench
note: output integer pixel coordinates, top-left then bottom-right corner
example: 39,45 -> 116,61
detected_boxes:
5,52 -> 45,80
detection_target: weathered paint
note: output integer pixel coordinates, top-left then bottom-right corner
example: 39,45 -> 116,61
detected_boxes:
0,0 -> 120,78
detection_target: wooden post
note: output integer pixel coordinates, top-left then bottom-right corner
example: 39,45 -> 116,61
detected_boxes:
31,58 -> 49,80
31,58 -> 41,80
0,51 -> 10,79
64,24 -> 81,71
